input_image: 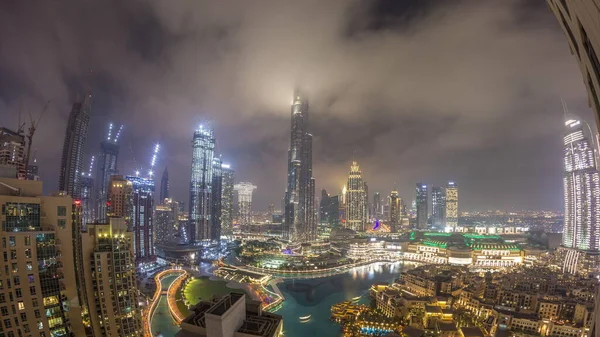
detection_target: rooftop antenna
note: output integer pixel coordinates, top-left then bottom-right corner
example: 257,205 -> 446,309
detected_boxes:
24,100 -> 50,167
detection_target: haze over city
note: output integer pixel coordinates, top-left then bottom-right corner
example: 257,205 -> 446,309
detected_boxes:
0,0 -> 594,211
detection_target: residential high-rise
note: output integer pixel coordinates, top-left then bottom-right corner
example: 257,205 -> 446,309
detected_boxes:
59,94 -> 92,198
563,119 -> 600,251
0,127 -> 26,178
389,190 -> 400,232
346,161 -> 368,232
328,195 -> 340,229
96,123 -> 122,222
445,181 -> 459,230
155,198 -> 179,244
432,186 -> 446,229
211,157 -> 223,241
189,125 -> 216,242
126,175 -> 155,259
160,166 -> 169,201
234,182 -> 257,233
221,164 -> 235,237
416,183 -> 428,229
0,175 -> 88,336
373,192 -> 382,220
82,217 -> 142,336
283,89 -> 316,242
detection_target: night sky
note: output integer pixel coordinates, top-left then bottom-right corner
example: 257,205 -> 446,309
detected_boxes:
0,0 -> 594,212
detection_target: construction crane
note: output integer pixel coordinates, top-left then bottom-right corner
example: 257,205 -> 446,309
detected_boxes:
24,101 -> 50,168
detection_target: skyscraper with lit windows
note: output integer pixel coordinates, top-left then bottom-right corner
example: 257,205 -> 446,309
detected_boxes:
96,123 -> 122,222
126,175 -> 155,259
283,90 -> 316,242
445,182 -> 459,230
389,190 -> 400,232
189,126 -> 223,242
416,183 -> 428,229
563,118 -> 600,251
346,161 -> 368,232
221,164 -> 234,238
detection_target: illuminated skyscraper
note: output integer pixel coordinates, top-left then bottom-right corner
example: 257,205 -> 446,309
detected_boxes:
563,118 -> 600,251
221,164 -> 235,237
59,94 -> 92,198
160,166 -> 169,201
126,175 -> 155,259
234,182 -> 257,232
346,161 -> 368,232
389,190 -> 400,232
432,186 -> 446,229
283,89 -> 316,242
96,123 -> 122,222
445,182 -> 459,230
416,183 -> 428,229
189,126 -> 216,241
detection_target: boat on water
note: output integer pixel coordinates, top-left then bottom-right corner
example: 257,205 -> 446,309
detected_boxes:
299,315 -> 311,322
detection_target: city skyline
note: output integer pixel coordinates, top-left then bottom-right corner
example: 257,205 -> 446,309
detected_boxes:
1,1 -> 597,212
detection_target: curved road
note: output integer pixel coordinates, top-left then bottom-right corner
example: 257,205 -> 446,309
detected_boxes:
150,274 -> 181,337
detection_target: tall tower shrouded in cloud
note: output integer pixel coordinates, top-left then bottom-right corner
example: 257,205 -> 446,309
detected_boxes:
346,161 -> 368,232
96,123 -> 122,222
59,94 -> 92,198
563,118 -> 600,251
416,183 -> 428,229
283,89 -> 316,242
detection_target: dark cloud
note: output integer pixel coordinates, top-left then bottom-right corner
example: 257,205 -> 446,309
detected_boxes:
0,0 -> 593,211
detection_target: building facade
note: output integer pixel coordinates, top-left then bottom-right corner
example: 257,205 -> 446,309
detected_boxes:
59,95 -> 92,199
547,0 -> 600,125
155,198 -> 180,244
221,164 -> 234,238
563,119 -> 600,251
416,183 -> 428,229
283,90 -> 316,242
346,161 -> 368,232
373,192 -> 382,220
82,217 -> 142,336
445,182 -> 459,230
126,175 -> 155,259
432,186 -> 446,229
211,157 -> 223,241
